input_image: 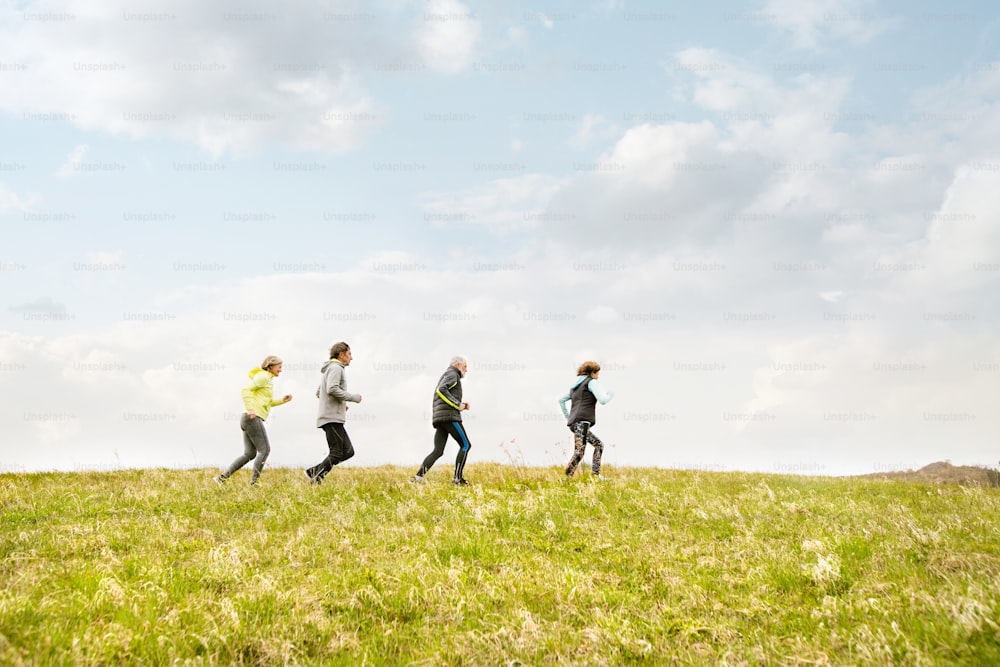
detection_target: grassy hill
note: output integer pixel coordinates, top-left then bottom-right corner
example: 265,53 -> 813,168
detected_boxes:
862,460 -> 1000,488
2,465 -> 999,665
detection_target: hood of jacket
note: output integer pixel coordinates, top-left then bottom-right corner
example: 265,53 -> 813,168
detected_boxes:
248,366 -> 264,379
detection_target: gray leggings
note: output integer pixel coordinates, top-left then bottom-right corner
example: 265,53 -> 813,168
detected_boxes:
222,413 -> 271,482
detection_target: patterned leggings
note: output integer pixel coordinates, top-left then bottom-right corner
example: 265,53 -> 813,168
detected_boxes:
565,421 -> 603,476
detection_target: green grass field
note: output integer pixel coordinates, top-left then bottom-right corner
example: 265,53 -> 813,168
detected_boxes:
2,465 -> 999,665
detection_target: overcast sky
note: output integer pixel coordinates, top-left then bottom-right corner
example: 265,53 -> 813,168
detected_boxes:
2,0 -> 998,476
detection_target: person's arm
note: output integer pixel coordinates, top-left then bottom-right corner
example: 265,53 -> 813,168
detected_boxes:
587,379 -> 614,404
265,373 -> 291,406
326,364 -> 362,402
436,368 -> 463,410
558,390 -> 572,419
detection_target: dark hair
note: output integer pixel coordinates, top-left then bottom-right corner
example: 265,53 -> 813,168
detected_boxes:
329,342 -> 350,359
576,360 -> 601,376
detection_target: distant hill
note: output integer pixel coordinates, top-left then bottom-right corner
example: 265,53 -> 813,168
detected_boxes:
861,461 -> 1000,487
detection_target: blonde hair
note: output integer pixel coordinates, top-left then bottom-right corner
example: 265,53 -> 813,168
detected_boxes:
576,360 -> 601,376
261,355 -> 283,371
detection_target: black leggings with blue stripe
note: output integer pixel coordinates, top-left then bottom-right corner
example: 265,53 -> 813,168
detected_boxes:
418,421 -> 471,480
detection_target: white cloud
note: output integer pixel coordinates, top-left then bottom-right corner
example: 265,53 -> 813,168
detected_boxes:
528,48 -> 975,272
0,2 -> 393,156
594,0 -> 625,13
884,165 -> 1000,297
585,305 -> 620,323
818,291 -> 845,303
0,182 -> 29,213
570,113 -> 611,148
8,296 -> 67,315
523,11 -> 554,29
673,47 -> 853,123
762,0 -> 893,49
416,0 -> 482,73
501,25 -> 530,49
55,144 -> 89,178
420,173 -> 568,232
540,119 -> 772,247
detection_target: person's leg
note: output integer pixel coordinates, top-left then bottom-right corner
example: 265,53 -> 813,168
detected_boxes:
305,453 -> 324,483
564,422 -> 589,476
315,423 -> 354,482
306,427 -> 331,481
221,414 -> 258,479
329,423 -> 355,465
247,418 -> 271,485
587,429 -> 604,475
447,422 -> 472,481
309,423 -> 341,481
416,426 -> 448,477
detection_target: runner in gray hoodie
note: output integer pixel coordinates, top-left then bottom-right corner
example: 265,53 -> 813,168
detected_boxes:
305,342 -> 362,484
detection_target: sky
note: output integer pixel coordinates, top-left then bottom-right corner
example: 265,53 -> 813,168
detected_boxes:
1,0 -> 999,476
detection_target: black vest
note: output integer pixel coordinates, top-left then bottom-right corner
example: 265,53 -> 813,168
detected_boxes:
567,377 -> 597,427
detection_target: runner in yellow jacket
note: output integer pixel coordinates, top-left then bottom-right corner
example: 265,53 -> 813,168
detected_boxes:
216,355 -> 292,486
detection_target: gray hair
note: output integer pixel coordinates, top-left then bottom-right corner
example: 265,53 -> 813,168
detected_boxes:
450,355 -> 467,366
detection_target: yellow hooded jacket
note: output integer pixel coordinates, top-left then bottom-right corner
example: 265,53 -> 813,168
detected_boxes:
241,367 -> 285,421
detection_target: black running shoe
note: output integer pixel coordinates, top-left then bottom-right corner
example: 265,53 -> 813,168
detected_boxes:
452,478 -> 470,486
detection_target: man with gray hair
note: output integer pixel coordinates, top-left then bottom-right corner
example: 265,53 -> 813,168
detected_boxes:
412,356 -> 472,485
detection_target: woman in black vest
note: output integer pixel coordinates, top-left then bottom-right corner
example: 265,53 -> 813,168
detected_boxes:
558,360 -> 615,479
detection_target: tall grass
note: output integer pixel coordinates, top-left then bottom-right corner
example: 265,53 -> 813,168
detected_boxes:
2,465 -> 999,665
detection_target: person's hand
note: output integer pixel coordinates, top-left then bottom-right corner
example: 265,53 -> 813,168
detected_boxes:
356,395 -> 363,404
247,409 -> 256,419
283,394 -> 293,403
460,401 -> 470,411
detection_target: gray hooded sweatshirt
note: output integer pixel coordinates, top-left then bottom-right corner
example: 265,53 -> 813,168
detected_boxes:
316,360 -> 361,427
